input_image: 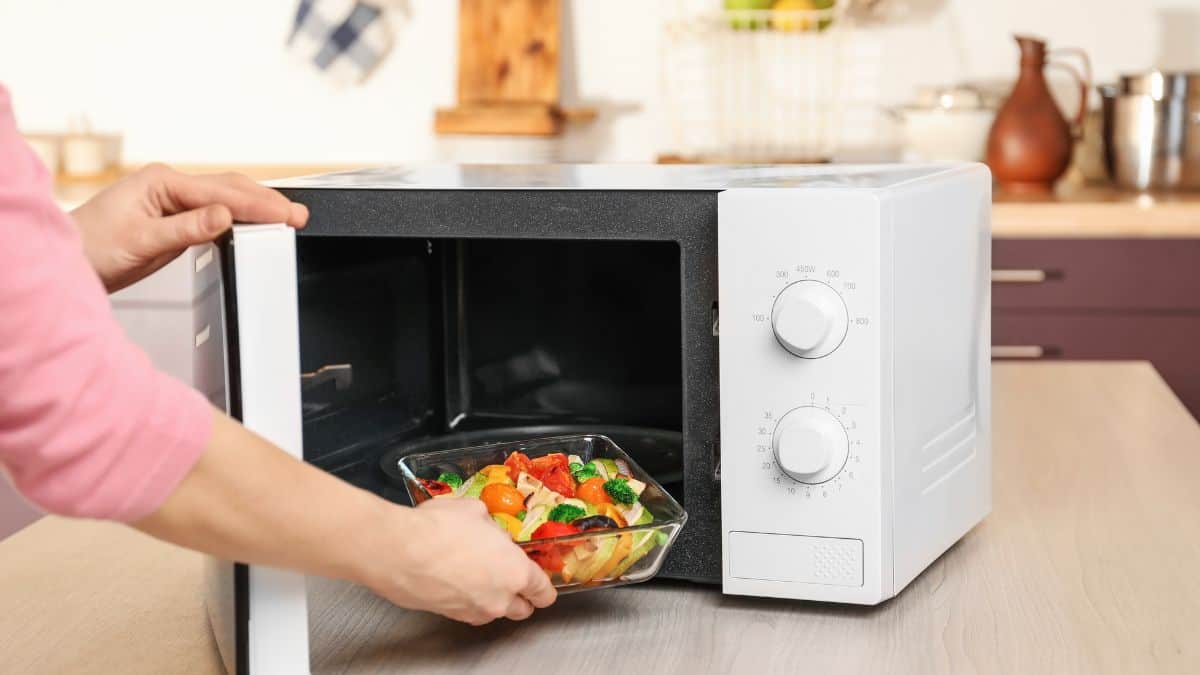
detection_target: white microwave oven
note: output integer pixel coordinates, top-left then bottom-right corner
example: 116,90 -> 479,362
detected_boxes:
201,163 -> 992,674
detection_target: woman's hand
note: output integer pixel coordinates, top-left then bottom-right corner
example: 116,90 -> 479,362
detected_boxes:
136,411 -> 556,626
364,498 -> 558,625
70,163 -> 308,293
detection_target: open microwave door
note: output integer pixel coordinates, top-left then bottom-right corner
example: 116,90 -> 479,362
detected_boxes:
204,224 -> 311,675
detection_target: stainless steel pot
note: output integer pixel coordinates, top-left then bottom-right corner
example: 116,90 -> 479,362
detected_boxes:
1119,71 -> 1200,99
1100,72 -> 1200,190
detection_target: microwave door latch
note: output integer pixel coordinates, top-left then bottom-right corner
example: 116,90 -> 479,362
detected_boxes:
301,363 -> 353,392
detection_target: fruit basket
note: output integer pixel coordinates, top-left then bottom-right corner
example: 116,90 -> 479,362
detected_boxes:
398,435 -> 687,593
658,0 -> 857,163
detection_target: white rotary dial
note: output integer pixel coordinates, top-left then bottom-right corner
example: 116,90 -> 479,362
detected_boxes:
772,406 -> 849,484
770,280 -> 849,358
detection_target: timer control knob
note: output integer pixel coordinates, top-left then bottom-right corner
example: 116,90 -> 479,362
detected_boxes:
770,280 -> 849,358
772,406 -> 849,484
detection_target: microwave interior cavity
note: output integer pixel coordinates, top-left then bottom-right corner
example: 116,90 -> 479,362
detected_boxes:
271,186 -> 723,583
297,236 -> 685,495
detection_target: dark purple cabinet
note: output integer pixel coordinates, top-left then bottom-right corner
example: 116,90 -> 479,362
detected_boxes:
994,239 -> 1200,419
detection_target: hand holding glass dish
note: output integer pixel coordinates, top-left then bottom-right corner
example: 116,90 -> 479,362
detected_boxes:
399,435 -> 687,592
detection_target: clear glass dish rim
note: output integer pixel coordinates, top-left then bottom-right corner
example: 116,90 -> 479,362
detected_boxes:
396,433 -> 689,547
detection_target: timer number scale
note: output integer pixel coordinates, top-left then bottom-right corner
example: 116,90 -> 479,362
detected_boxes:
756,402 -> 862,499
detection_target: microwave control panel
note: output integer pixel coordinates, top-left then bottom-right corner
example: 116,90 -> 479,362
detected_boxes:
717,188 -> 885,604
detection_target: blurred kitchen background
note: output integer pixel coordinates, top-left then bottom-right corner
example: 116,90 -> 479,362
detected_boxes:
3,0 -> 1198,169
5,0 -> 1200,537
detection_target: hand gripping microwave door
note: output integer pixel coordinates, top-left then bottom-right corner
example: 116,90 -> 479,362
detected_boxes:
200,163 -> 992,674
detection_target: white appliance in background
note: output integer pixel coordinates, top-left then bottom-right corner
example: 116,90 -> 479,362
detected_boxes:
109,245 -> 227,412
49,193 -> 217,399
197,163 -> 991,673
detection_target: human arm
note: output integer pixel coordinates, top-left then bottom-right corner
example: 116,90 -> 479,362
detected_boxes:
1,167 -> 554,623
0,83 -> 554,623
135,411 -> 556,624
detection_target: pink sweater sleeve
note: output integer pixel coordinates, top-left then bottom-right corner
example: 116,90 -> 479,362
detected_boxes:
0,86 -> 212,522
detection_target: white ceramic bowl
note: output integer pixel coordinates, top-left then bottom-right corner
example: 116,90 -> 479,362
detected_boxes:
897,108 -> 995,163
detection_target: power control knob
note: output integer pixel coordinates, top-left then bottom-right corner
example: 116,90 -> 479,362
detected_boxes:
770,280 -> 849,358
772,406 -> 849,484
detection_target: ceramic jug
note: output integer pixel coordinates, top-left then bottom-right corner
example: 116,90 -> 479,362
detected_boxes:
986,35 -> 1091,193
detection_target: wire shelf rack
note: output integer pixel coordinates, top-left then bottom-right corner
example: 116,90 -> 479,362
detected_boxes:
659,1 -> 856,163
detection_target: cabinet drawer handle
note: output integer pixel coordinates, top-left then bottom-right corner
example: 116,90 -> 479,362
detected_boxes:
992,345 -> 1048,359
992,269 -> 1051,283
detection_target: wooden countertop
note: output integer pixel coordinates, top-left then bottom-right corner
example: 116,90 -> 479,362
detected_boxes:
51,165 -> 1200,238
992,183 -> 1200,238
3,362 -> 1200,674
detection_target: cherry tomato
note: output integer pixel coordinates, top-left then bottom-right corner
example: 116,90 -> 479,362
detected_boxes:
576,476 -> 611,505
531,521 -> 581,540
504,451 -> 534,483
480,483 -> 525,516
541,464 -> 576,497
418,478 -> 452,497
530,453 -> 569,480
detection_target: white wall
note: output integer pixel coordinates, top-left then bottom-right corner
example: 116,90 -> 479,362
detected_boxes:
1,0 -> 1198,163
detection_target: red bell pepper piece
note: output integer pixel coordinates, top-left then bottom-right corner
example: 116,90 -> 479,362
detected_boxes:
504,451 -> 534,483
417,478 -> 452,496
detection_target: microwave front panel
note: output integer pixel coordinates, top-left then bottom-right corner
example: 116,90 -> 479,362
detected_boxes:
718,188 -> 885,604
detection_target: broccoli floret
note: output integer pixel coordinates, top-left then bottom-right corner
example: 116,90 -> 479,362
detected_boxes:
437,472 -> 463,489
603,478 -> 637,505
548,503 -> 586,523
571,462 -> 599,482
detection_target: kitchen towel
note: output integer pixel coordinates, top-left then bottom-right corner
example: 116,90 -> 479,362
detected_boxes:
288,0 -> 400,86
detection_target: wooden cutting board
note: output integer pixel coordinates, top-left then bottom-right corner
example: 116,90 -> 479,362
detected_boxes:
457,0 -> 560,105
436,0 -> 593,136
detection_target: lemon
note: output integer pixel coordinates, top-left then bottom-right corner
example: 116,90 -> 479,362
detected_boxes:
771,0 -> 834,31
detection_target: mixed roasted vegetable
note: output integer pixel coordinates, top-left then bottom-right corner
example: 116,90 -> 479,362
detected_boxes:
418,452 -> 667,584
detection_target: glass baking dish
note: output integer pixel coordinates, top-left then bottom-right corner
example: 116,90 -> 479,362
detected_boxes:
397,434 -> 687,593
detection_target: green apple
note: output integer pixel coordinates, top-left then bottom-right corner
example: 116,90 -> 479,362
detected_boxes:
725,0 -> 773,30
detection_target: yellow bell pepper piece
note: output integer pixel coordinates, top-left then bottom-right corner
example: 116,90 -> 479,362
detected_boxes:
480,464 -> 514,486
492,513 -> 524,539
